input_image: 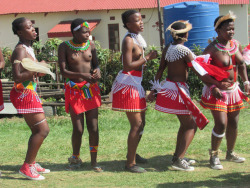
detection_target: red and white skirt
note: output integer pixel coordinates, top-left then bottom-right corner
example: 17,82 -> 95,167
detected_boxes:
10,87 -> 44,114
200,83 -> 249,112
64,80 -> 101,115
0,80 -> 4,111
111,70 -> 146,112
155,80 -> 191,115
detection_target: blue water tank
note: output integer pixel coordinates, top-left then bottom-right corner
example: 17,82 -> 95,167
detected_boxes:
163,1 -> 219,50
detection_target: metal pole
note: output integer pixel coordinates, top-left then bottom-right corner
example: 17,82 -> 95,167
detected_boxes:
157,0 -> 164,50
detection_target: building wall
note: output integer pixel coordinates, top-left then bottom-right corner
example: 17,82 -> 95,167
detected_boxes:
220,4 -> 249,45
0,4 -> 248,50
0,9 -> 160,50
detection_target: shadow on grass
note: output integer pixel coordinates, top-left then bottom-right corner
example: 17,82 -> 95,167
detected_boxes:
0,154 -> 173,176
157,172 -> 250,187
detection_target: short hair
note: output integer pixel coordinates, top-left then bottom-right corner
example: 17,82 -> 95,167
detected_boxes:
70,18 -> 86,33
122,9 -> 139,29
12,17 -> 26,35
171,22 -> 187,38
214,16 -> 234,29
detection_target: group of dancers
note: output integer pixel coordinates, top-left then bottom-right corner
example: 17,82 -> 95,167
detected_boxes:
0,9 -> 248,180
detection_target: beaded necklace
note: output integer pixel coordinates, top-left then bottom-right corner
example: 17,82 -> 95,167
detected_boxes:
18,42 -> 36,60
214,38 -> 238,56
65,40 -> 90,52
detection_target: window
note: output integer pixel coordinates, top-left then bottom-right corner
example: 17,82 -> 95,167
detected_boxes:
108,24 -> 120,51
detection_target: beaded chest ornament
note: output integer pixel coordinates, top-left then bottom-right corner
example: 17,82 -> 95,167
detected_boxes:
214,39 -> 238,56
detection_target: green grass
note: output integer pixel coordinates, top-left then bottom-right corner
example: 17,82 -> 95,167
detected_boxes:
0,103 -> 249,187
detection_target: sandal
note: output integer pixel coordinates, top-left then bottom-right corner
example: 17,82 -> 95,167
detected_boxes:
92,166 -> 103,173
125,165 -> 146,173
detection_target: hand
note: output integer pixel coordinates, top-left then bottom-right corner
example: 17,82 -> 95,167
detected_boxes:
217,81 -> 232,90
37,73 -> 46,77
211,87 -> 223,99
244,83 -> 250,95
146,50 -> 158,61
82,73 -> 95,84
92,68 -> 101,80
147,90 -> 156,102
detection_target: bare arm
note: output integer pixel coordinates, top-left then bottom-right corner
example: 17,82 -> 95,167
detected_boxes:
147,48 -> 167,102
58,43 -> 94,83
90,41 -> 101,80
11,47 -> 35,83
122,37 -> 157,71
237,51 -> 250,94
0,49 -> 5,71
154,47 -> 167,81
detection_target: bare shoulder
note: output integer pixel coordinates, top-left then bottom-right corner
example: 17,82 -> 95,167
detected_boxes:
59,41 -> 67,49
11,45 -> 26,62
203,41 -> 215,54
122,35 -> 133,46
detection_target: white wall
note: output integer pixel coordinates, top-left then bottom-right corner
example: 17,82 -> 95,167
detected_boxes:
220,4 -> 249,45
0,4 -> 248,50
0,9 -> 160,51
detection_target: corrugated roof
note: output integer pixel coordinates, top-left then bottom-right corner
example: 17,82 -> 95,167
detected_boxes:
47,20 -> 100,38
0,0 -> 248,15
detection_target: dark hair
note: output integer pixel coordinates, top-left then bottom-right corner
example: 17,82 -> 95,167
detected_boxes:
122,9 -> 139,29
171,22 -> 187,38
12,17 -> 26,35
214,16 -> 234,29
70,18 -> 86,33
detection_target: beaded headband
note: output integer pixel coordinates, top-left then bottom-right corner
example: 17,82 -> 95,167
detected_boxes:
166,20 -> 192,41
214,11 -> 236,30
73,21 -> 89,31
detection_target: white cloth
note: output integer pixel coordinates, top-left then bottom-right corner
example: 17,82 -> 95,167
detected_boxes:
110,71 -> 145,101
124,32 -> 147,49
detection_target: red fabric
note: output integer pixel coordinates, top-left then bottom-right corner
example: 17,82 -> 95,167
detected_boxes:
64,82 -> 101,115
122,70 -> 142,77
200,85 -> 248,113
112,70 -> 146,112
112,88 -> 146,112
10,87 -> 44,114
155,82 -> 191,115
232,54 -> 237,82
0,80 -> 4,111
192,57 -> 229,81
174,83 -> 209,130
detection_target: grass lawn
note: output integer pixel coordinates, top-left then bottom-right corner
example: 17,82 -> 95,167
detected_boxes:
0,103 -> 249,187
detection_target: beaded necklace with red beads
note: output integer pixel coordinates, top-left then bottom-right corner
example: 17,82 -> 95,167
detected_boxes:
214,38 -> 238,56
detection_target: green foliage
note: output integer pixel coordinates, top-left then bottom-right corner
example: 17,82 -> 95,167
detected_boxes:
188,44 -> 205,99
1,47 -> 12,79
33,38 -> 63,62
142,46 -> 162,90
0,40 -> 215,99
0,107 -> 249,187
33,38 -> 63,82
190,44 -> 204,56
95,41 -> 122,95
